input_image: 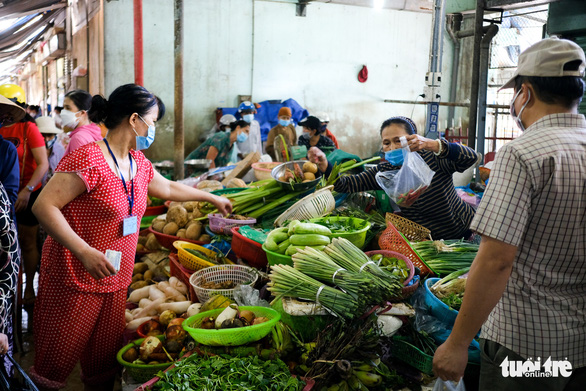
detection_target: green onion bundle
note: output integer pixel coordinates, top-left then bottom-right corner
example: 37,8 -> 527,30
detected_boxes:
291,247 -> 374,305
410,240 -> 478,276
324,238 -> 403,299
268,264 -> 360,319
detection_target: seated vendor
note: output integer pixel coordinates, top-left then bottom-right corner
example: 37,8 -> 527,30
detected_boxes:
298,115 -> 336,153
317,112 -> 339,149
308,116 -> 481,240
186,120 -> 249,169
266,107 -> 297,161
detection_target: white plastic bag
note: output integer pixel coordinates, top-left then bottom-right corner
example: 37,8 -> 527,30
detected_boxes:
376,137 -> 435,207
432,379 -> 466,391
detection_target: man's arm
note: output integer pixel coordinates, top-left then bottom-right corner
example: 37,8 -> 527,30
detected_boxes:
433,235 -> 517,381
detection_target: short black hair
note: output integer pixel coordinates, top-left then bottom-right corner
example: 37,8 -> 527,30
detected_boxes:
230,120 -> 250,131
514,60 -> 585,108
88,84 -> 163,129
65,89 -> 93,111
380,116 -> 416,135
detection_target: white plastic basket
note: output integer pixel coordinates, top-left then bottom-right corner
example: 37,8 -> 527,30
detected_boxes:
189,265 -> 259,303
274,186 -> 336,227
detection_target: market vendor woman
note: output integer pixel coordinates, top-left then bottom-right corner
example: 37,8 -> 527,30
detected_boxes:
29,84 -> 231,391
185,120 -> 250,168
309,116 -> 480,240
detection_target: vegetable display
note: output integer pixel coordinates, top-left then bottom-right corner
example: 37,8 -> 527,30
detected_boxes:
151,355 -> 304,391
430,267 -> 469,311
265,221 -> 332,256
410,240 -> 478,276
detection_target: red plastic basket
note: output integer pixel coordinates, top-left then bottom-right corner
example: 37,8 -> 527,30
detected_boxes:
231,227 -> 268,269
378,222 -> 435,276
208,214 -> 256,235
144,204 -> 167,216
169,252 -> 197,301
147,226 -> 210,251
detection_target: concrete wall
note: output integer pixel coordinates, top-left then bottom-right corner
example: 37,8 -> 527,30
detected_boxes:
104,0 -> 454,161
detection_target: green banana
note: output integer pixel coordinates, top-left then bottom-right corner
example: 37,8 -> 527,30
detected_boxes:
354,363 -> 374,372
327,384 -> 340,391
347,376 -> 361,391
354,371 -> 382,387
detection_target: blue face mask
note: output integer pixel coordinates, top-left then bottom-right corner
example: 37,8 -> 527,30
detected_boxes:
243,114 -> 254,123
133,115 -> 156,150
385,148 -> 404,166
278,119 -> 290,127
237,131 -> 248,143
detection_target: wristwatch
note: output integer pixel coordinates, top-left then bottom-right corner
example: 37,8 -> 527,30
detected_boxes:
26,185 -> 34,192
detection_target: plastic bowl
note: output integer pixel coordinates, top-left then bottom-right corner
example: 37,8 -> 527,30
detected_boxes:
116,336 -> 173,383
424,277 -> 459,327
364,250 -> 415,286
262,244 -> 293,267
182,306 -> 281,346
231,227 -> 268,269
309,216 -> 371,249
147,226 -> 210,251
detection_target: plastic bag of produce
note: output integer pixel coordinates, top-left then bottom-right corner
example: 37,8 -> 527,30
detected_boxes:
234,285 -> 270,307
432,379 -> 466,391
376,137 -> 435,208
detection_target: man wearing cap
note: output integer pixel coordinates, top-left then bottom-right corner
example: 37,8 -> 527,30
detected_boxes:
316,112 -> 339,149
266,107 -> 297,161
236,101 -> 263,156
35,116 -> 65,185
199,114 -> 236,143
298,115 -> 336,153
433,37 -> 586,389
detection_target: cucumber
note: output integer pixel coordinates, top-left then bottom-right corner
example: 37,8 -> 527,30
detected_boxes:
286,245 -> 326,256
265,227 -> 288,251
276,239 -> 290,254
291,223 -> 332,236
287,220 -> 301,236
289,234 -> 330,246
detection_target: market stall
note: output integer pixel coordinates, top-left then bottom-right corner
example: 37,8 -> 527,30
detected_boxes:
119,158 -> 482,391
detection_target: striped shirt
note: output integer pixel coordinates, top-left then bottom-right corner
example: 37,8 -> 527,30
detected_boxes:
470,113 -> 586,367
332,140 -> 480,239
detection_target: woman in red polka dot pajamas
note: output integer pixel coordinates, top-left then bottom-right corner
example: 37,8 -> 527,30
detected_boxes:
29,84 -> 232,391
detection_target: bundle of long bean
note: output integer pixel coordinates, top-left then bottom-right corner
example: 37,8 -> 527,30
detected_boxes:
324,238 -> 403,299
410,240 -> 478,276
268,264 -> 360,319
292,247 -> 374,306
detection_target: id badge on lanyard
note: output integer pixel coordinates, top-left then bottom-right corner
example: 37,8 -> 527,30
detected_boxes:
104,139 -> 137,237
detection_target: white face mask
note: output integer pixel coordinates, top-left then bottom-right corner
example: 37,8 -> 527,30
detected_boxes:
61,109 -> 81,129
510,88 -> 530,132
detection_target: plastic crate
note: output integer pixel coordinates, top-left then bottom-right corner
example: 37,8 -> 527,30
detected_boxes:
391,336 -> 434,375
231,227 -> 268,269
378,222 -> 435,276
169,253 -> 196,301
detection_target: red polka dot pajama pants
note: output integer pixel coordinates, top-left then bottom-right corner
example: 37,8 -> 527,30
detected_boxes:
29,280 -> 126,390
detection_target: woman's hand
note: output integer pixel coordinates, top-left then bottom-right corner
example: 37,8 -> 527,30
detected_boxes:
0,333 -> 8,355
74,246 -> 117,280
307,147 -> 328,172
405,135 -> 440,154
15,189 -> 32,212
212,195 -> 232,216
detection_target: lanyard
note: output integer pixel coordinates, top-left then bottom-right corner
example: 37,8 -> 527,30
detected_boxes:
104,138 -> 134,215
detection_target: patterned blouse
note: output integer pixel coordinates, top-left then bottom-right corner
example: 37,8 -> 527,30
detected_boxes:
186,132 -> 233,167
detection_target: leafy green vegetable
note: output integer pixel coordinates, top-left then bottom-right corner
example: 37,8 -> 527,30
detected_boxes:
152,354 -> 304,391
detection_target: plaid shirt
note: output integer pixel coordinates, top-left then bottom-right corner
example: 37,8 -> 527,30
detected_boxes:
471,113 -> 586,367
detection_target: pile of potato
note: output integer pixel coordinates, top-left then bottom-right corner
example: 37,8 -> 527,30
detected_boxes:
137,233 -> 163,252
151,203 -> 211,242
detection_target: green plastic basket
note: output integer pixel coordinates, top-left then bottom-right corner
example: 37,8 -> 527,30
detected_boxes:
309,216 -> 370,249
182,306 -> 281,346
391,336 -> 434,375
116,335 -> 173,383
262,244 -> 293,266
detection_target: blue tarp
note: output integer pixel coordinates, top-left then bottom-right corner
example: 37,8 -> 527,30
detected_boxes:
218,98 -> 309,142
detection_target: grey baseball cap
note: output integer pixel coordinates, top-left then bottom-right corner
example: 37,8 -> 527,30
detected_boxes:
500,37 -> 586,90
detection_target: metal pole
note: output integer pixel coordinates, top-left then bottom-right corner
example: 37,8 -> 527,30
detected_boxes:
446,14 -> 462,127
85,0 -> 90,90
476,24 -> 498,181
383,98 -> 508,109
133,0 -> 144,86
424,0 -> 446,139
174,0 -> 184,180
467,0 -> 485,148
